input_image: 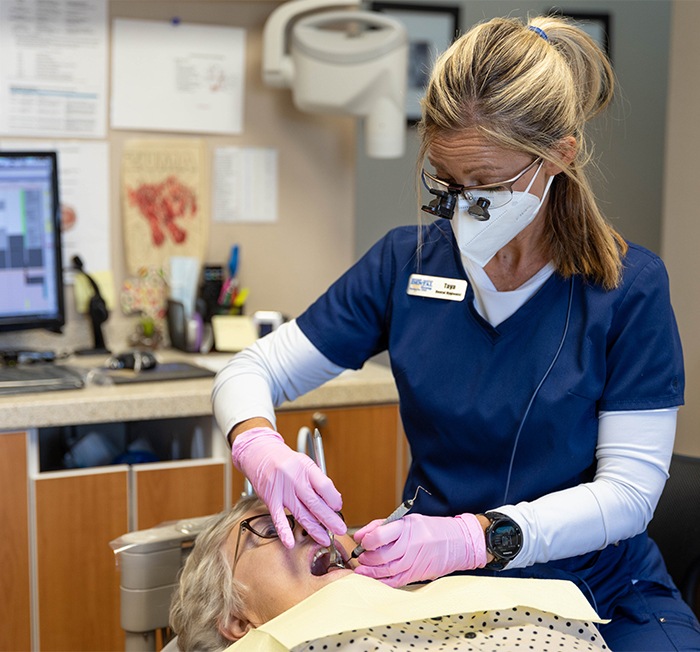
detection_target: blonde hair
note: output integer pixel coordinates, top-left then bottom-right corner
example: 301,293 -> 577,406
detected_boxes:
169,495 -> 265,651
419,15 -> 627,289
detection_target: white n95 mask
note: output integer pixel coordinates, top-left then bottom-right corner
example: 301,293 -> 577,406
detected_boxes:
454,162 -> 553,267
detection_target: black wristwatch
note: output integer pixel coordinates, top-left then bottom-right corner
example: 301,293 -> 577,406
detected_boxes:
483,511 -> 523,570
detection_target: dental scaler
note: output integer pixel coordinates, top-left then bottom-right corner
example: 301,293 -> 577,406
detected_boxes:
351,486 -> 430,558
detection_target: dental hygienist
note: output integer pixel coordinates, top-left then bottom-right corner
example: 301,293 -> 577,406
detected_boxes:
212,14 -> 700,650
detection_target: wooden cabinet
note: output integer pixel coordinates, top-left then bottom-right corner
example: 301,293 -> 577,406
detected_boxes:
27,403 -> 405,651
133,460 -> 227,530
2,372 -> 398,651
35,468 -> 129,652
0,432 -> 31,652
31,458 -> 228,651
0,358 -> 397,650
231,404 -> 409,529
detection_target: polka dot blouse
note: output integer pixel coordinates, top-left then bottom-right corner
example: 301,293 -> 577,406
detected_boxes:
293,607 -> 607,651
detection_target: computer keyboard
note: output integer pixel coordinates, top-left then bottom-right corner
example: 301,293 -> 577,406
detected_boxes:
0,364 -> 85,395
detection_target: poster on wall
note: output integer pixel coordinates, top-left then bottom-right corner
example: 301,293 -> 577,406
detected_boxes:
121,139 -> 208,275
111,18 -> 246,135
212,147 -> 278,223
0,0 -> 108,138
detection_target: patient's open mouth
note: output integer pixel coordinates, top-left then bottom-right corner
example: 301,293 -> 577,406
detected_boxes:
310,547 -> 350,576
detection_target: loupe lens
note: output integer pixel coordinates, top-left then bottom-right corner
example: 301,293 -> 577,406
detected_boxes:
466,187 -> 512,209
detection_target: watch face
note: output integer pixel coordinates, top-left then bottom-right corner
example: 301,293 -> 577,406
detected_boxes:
485,513 -> 523,570
490,521 -> 522,559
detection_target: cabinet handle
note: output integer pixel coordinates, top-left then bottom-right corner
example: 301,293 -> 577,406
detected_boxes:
312,411 -> 327,430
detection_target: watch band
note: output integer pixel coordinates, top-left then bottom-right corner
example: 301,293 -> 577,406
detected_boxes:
483,511 -> 523,570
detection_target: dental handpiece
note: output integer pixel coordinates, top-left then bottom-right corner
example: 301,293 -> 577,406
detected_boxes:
351,486 -> 430,559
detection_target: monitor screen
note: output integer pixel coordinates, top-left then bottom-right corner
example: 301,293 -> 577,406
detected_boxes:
0,151 -> 65,333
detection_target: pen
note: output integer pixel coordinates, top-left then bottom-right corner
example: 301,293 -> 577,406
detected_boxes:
229,244 -> 239,278
218,278 -> 239,308
232,286 -> 249,308
217,277 -> 233,305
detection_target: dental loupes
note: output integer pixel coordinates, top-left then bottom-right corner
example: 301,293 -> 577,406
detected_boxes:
351,486 -> 431,559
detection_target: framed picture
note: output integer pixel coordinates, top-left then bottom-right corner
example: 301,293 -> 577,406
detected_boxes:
549,10 -> 612,60
371,2 -> 460,123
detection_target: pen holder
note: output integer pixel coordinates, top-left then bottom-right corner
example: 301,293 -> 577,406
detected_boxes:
216,305 -> 244,316
199,265 -> 224,322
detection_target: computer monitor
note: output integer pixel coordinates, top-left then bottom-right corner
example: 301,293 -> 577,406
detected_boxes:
0,151 -> 65,333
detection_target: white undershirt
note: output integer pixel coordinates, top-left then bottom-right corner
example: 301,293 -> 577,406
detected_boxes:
461,256 -> 555,327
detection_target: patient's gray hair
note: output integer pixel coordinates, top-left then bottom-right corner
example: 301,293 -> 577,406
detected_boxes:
169,495 -> 265,651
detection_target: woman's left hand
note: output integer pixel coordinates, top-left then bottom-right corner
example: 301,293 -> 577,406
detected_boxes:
353,513 -> 488,587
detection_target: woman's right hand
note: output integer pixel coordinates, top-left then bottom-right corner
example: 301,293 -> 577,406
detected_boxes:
231,425 -> 346,548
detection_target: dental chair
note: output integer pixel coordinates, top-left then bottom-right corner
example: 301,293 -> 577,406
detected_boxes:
112,514 -> 212,651
647,452 -> 700,618
113,427 -> 327,651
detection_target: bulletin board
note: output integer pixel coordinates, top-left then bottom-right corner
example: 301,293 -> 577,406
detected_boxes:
0,0 -> 357,349
108,2 -> 356,321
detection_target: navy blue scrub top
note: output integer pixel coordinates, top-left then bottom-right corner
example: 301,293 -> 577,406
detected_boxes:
297,220 -> 684,618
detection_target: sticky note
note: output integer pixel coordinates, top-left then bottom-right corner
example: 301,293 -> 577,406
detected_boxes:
74,271 -> 116,314
211,315 -> 258,351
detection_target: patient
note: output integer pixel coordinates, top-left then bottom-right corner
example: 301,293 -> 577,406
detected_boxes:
170,496 -> 608,651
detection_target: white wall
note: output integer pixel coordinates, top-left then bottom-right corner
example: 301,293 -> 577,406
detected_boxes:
662,1 -> 700,455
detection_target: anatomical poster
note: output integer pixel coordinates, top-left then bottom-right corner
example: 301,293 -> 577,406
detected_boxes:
121,139 -> 208,275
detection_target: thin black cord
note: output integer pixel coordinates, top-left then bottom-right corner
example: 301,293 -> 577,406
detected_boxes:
502,276 -> 575,504
579,576 -> 599,613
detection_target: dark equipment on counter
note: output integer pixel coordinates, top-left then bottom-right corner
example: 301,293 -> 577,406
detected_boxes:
72,255 -> 110,355
107,350 -> 158,373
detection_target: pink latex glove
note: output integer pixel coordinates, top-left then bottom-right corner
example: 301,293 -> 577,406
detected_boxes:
231,426 -> 346,548
353,513 -> 487,587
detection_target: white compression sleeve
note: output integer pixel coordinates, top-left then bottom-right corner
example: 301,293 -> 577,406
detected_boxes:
211,319 -> 347,438
496,408 -> 677,568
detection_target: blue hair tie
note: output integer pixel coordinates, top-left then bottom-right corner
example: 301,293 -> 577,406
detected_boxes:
528,25 -> 549,41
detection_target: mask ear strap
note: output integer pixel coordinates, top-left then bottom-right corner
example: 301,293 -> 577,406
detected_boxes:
542,174 -> 555,196
524,159 -> 545,194
532,173 -> 555,213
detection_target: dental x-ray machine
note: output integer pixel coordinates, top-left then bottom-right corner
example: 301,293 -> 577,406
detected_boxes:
263,0 -> 409,158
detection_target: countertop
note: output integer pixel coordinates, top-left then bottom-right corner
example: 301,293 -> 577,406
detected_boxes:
0,352 -> 398,430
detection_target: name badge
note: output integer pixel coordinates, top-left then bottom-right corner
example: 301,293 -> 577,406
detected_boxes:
406,274 -> 467,301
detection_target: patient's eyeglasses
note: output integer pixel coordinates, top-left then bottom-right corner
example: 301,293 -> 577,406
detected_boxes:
232,513 -> 295,572
231,511 -> 345,573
